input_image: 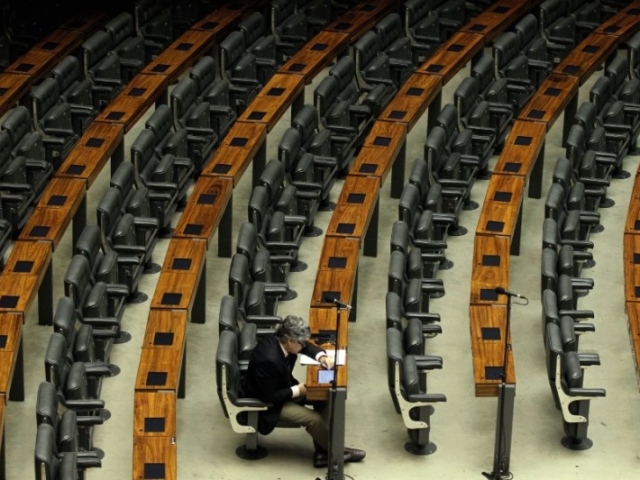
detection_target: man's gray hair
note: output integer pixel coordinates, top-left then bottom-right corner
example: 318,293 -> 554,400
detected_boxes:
276,315 -> 311,342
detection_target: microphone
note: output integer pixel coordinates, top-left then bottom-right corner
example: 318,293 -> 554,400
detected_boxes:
494,287 -> 525,299
323,294 -> 353,310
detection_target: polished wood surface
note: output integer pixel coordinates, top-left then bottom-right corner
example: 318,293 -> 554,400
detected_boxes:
595,2 -> 640,40
238,73 -> 305,132
134,391 -> 177,437
132,436 -> 177,480
316,237 -> 360,271
190,6 -> 246,38
469,305 -> 516,397
36,177 -> 86,209
135,347 -> 184,392
326,176 -> 379,240
280,30 -> 350,82
151,271 -> 204,311
3,241 -> 52,278
173,176 -> 233,247
419,32 -> 485,84
624,234 -> 640,302
625,301 -> 640,391
161,239 -> 207,275
350,120 -> 407,185
625,187 -> 640,233
0,274 -> 42,319
59,11 -> 111,37
556,33 -> 619,85
378,74 -> 442,131
31,29 -> 83,57
518,74 -> 579,130
0,314 -> 23,356
470,235 -> 510,306
57,122 -> 124,187
201,121 -> 267,185
96,74 -> 168,132
142,310 -> 188,351
493,120 -> 547,178
142,29 -> 217,81
476,175 -> 525,239
0,352 -> 16,397
311,268 -> 358,309
461,0 -> 541,41
0,73 -> 31,118
324,0 -> 396,40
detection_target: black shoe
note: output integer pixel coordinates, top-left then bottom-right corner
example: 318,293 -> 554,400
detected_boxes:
344,447 -> 366,463
313,451 -> 329,468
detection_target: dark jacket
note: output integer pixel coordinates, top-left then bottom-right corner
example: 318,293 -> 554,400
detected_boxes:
242,334 -> 324,435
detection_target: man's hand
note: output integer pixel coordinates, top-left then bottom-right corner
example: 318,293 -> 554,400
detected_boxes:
319,354 -> 334,370
299,384 -> 307,396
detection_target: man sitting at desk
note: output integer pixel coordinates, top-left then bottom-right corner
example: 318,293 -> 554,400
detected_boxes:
242,315 -> 366,468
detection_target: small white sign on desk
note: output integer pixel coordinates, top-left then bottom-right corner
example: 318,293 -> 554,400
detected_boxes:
300,349 -> 347,366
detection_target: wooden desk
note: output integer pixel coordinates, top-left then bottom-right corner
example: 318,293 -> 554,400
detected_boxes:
142,29 -> 217,82
595,3 -> 640,40
56,122 -> 125,186
133,436 -> 177,480
152,239 -> 207,323
135,346 -> 185,398
324,0 -> 396,41
469,305 -> 516,397
476,175 -> 525,255
280,31 -> 350,82
20,178 -> 86,252
518,73 -> 579,145
325,176 -> 380,257
624,234 -> 640,302
625,195 -> 640,234
201,121 -> 267,188
134,391 -> 177,437
0,73 -> 31,118
493,120 -> 547,199
95,74 -> 168,133
351,121 -> 407,198
238,73 -> 305,132
470,235 -> 510,306
142,310 -> 188,350
379,73 -> 442,133
461,0 -> 540,41
0,313 -> 24,402
173,176 -> 233,257
420,32 -> 485,85
190,6 -> 246,39
60,11 -> 111,38
625,301 -> 640,391
556,33 -> 619,86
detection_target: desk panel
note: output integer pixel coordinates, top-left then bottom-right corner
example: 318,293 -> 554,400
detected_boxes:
556,33 -> 619,85
420,32 -> 485,84
280,31 -> 350,82
476,175 -> 525,242
134,391 -> 177,437
518,74 -> 579,131
624,234 -> 640,302
0,73 -> 31,118
142,310 -> 188,351
324,0 -> 396,41
133,436 -> 177,480
326,176 -> 380,241
378,74 -> 442,131
595,3 -> 640,40
470,235 -> 510,306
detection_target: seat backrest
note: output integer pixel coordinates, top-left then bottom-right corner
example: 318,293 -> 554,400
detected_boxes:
130,129 -> 157,186
514,14 -> 538,51
170,77 -> 198,128
189,55 -> 217,97
229,253 -> 251,304
278,127 -> 302,171
64,255 -> 93,306
375,13 -> 403,51
82,31 -> 113,72
0,131 -> 12,169
105,12 -> 136,47
216,329 -> 240,417
259,159 -> 285,206
31,78 -> 62,124
398,183 -> 422,227
2,105 -> 33,146
540,0 -> 565,30
314,75 -> 341,119
51,56 -> 83,95
238,11 -> 266,47
291,104 -> 319,145
271,0 -> 297,31
248,185 -> 270,233
236,221 -> 258,265
53,296 -> 80,344
110,161 -> 138,209
135,0 -> 165,32
471,55 -> 496,95
492,32 -> 521,71
329,56 -> 356,92
65,362 -> 90,401
220,31 -> 246,73
218,294 -> 241,335
97,187 -> 125,244
34,423 -> 60,480
454,77 -> 479,123
44,332 -> 69,390
353,31 -> 381,72
605,56 -> 629,94
403,0 -> 432,31
145,104 -> 173,144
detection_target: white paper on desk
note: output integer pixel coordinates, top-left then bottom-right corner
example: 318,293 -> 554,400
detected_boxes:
300,349 -> 346,366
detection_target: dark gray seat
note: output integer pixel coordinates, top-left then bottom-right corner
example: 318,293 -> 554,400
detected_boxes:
237,13 -> 279,85
35,422 -> 99,480
271,0 -> 309,62
134,0 -> 174,63
82,31 -> 124,109
540,0 -> 577,62
0,129 -> 34,234
103,12 -> 145,82
218,294 -> 258,368
219,31 -> 262,115
51,56 -> 98,135
403,0 -> 441,62
492,32 -> 536,115
513,14 -> 552,88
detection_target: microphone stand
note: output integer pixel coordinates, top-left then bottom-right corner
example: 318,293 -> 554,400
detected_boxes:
481,289 -> 527,480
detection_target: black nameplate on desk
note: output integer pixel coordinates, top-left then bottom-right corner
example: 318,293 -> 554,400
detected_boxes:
106,111 -> 125,120
288,63 -> 306,72
153,332 -> 174,346
322,291 -> 341,303
0,296 -> 19,308
152,64 -> 170,73
447,44 -> 464,52
359,163 -> 377,173
129,87 -> 147,97
172,258 -> 192,270
212,164 -> 231,173
406,87 -> 424,96
267,87 -> 285,96
184,224 -> 203,235
161,293 -> 182,305
480,289 -> 498,301
328,257 -> 347,268
30,226 -> 50,238
47,195 -> 67,206
144,463 -> 165,479
65,165 -> 85,175
336,223 -> 355,234
144,418 -> 166,433
485,366 -> 504,380
389,110 -> 406,119
311,43 -> 328,51
373,136 -> 391,146
528,109 -> 545,119
0,88 -> 7,96
503,162 -> 521,173
544,87 -> 561,97
229,137 -> 248,147
469,24 -> 486,32
635,286 -> 640,298
582,45 -> 600,54
634,253 -> 640,264
494,191 -> 512,203
13,261 -> 33,273
347,193 -> 365,204
333,22 -> 352,30
201,21 -> 219,29
146,371 -> 168,386
482,327 -> 501,340
630,8 -> 640,14
426,64 -> 443,73
360,3 -> 375,10
197,194 -> 216,205
247,111 -> 266,120
176,42 -> 194,51
492,5 -> 509,13
0,336 -> 7,349
514,136 -> 532,146
635,220 -> 640,230
604,25 -> 620,33
486,221 -> 504,232
85,137 -> 105,148
562,65 -> 580,75
40,41 -> 60,50
15,63 -> 34,72
482,255 -> 500,267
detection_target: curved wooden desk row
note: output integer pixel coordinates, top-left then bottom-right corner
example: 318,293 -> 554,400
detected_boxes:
470,2 -> 640,397
625,165 -> 640,390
